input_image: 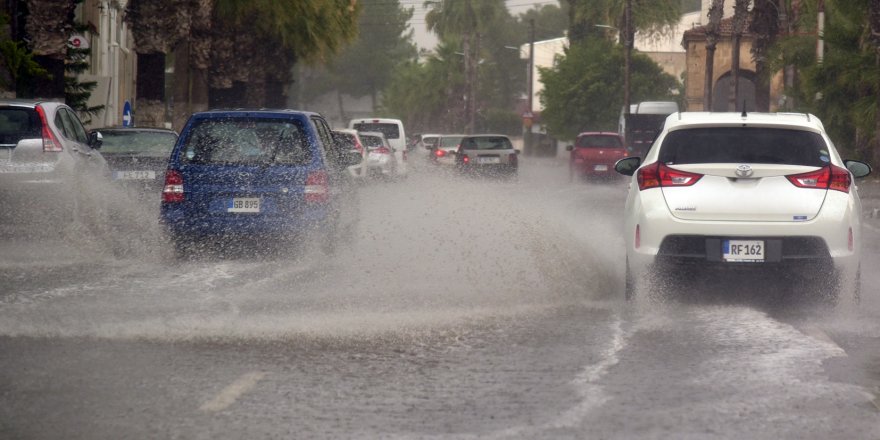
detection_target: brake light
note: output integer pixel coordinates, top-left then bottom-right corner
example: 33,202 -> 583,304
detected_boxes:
305,170 -> 329,203
434,149 -> 445,157
462,155 -> 470,164
34,105 -> 62,152
637,162 -> 703,190
162,170 -> 185,203
786,165 -> 851,193
373,146 -> 391,154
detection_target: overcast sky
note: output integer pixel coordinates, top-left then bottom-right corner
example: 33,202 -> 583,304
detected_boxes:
407,0 -> 562,51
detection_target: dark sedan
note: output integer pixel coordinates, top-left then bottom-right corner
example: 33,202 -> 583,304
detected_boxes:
96,127 -> 178,200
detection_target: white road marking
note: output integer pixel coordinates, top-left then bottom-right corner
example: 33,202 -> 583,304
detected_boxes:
199,371 -> 266,412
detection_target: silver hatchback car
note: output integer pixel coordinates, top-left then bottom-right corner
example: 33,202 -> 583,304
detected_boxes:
0,100 -> 108,231
454,134 -> 519,178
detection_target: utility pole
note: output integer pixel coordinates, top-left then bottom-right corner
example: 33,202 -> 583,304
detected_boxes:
524,18 -> 535,156
623,0 -> 632,115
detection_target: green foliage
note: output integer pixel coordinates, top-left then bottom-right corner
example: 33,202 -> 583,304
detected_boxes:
568,0 -> 682,42
0,12 -> 49,93
538,38 -> 678,140
215,0 -> 360,62
788,0 -> 879,158
310,0 -> 417,103
380,40 -> 465,132
65,22 -> 104,124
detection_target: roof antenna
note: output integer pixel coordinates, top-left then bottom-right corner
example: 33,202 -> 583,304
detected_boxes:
741,100 -> 747,118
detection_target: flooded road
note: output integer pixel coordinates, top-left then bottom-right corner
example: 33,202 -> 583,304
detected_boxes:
1,159 -> 878,438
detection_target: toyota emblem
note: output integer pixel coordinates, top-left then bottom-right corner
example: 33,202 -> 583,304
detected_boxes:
735,164 -> 753,178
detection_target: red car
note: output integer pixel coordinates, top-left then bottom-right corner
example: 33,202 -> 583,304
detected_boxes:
566,132 -> 627,181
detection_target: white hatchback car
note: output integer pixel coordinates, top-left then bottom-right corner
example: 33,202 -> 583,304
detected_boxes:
615,112 -> 872,303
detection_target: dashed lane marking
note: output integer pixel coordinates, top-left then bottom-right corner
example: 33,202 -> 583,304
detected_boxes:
199,371 -> 266,413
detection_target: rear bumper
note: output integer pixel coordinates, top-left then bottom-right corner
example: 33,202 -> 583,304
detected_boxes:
160,204 -> 334,238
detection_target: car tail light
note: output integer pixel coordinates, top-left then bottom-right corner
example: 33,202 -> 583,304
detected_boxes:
786,165 -> 851,193
353,139 -> 364,154
462,155 -> 470,164
434,149 -> 446,158
35,105 -> 62,152
374,146 -> 391,155
305,170 -> 329,203
635,224 -> 641,249
162,169 -> 185,203
637,162 -> 703,190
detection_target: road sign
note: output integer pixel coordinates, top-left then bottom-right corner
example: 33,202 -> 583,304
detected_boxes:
122,100 -> 132,127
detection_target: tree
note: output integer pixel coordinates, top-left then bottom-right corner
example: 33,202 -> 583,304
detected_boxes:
704,0 -> 725,110
566,0 -> 682,44
539,39 -> 678,140
308,0 -> 417,119
749,0 -> 781,111
425,0 -> 506,132
729,0 -> 749,111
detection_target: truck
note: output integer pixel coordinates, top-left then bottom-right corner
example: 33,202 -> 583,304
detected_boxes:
621,101 -> 678,158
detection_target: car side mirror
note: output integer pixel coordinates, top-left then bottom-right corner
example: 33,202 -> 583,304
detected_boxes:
844,159 -> 872,178
565,145 -> 573,151
614,156 -> 642,176
89,131 -> 103,149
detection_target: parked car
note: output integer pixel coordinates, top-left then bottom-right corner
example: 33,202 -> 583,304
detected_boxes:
0,99 -> 108,231
95,127 -> 178,199
429,134 -> 464,167
358,131 -> 399,179
454,134 -> 519,178
565,132 -> 627,181
331,128 -> 368,180
615,112 -> 872,303
160,110 -> 362,256
349,118 -> 407,177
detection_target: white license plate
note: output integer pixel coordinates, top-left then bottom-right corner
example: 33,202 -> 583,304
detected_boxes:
114,170 -> 156,180
722,239 -> 765,262
227,197 -> 260,213
594,164 -> 608,171
479,157 -> 500,164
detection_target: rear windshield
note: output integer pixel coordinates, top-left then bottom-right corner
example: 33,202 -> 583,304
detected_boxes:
461,136 -> 513,151
576,135 -> 622,148
181,118 -> 312,165
333,132 -> 356,149
360,135 -> 385,148
658,127 -> 830,166
439,136 -> 462,148
100,131 -> 177,156
0,108 -> 40,147
353,123 -> 400,140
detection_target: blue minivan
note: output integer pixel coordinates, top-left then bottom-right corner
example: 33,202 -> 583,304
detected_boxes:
159,110 -> 361,255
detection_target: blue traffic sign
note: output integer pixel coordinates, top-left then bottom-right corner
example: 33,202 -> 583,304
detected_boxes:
122,100 -> 132,127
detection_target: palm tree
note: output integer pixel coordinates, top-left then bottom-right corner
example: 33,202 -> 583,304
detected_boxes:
749,0 -> 780,112
427,0 -> 497,132
729,0 -> 749,111
704,0 -> 725,111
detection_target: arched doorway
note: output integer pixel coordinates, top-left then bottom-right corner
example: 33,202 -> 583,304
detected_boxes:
712,70 -> 757,112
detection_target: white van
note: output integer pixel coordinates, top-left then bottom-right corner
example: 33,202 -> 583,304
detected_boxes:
349,118 -> 407,176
